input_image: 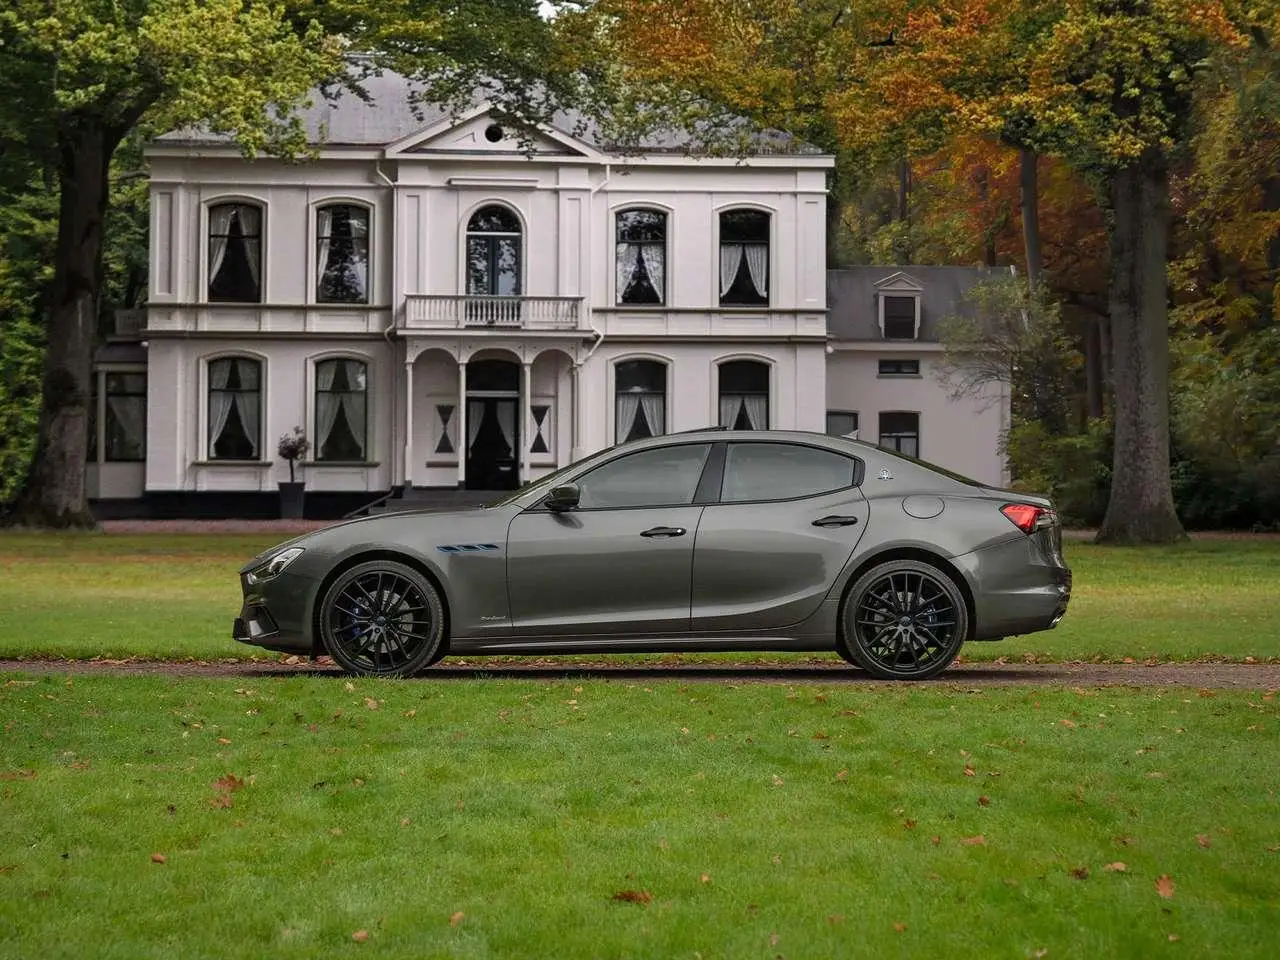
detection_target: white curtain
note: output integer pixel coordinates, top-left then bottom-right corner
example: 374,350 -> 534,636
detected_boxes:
106,395 -> 145,455
238,206 -> 262,291
743,244 -> 768,298
235,370 -> 260,457
616,393 -> 640,441
207,359 -> 234,458
640,244 -> 664,301
341,390 -> 366,459
207,206 -> 235,290
314,361 -> 340,457
496,402 -> 515,454
743,395 -> 768,430
639,394 -> 664,436
719,395 -> 740,428
719,245 -> 742,297
467,400 -> 483,451
616,243 -> 641,301
315,207 -> 333,296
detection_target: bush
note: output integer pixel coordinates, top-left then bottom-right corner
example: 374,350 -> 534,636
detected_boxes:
1003,419 -> 1112,527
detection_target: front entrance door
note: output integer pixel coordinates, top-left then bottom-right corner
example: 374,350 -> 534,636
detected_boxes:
466,397 -> 519,490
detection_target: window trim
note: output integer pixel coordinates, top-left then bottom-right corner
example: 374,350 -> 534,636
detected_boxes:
610,353 -> 672,445
202,196 -> 267,304
612,203 -> 672,307
534,440 -> 716,512
715,439 -> 864,505
878,293 -> 921,340
308,352 -> 374,464
714,355 -> 773,430
458,199 -> 526,297
713,203 -> 775,308
877,410 -> 921,459
200,351 -> 268,463
310,198 -> 374,306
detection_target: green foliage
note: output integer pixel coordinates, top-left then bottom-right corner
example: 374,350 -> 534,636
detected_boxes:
1004,418 -> 1112,527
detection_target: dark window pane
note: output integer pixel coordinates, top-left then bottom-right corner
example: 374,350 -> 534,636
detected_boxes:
209,357 -> 262,459
883,296 -> 917,339
316,359 -> 368,461
878,359 -> 920,376
468,205 -> 521,233
208,204 -> 262,303
719,360 -> 769,394
466,237 -> 491,295
719,210 -> 769,306
721,443 -> 855,503
616,209 -> 666,243
577,443 -> 710,509
878,411 -> 920,458
616,360 -> 665,393
720,209 -> 769,243
826,412 -> 858,437
317,205 -> 370,304
466,359 -> 520,392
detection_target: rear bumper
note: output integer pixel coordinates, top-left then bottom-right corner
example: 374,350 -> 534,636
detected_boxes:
955,536 -> 1072,640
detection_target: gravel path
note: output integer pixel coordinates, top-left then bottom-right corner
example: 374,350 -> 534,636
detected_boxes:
3,657 -> 1278,688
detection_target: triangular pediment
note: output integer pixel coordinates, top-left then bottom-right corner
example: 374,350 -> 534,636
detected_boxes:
873,271 -> 925,293
385,104 -> 599,159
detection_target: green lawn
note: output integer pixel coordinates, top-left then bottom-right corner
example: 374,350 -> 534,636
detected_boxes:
2,675 -> 1277,958
0,532 -> 1277,663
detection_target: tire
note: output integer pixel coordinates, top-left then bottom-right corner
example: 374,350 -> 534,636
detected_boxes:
318,559 -> 446,677
837,559 -> 969,680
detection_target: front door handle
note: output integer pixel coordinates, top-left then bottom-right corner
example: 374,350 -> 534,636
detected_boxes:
640,526 -> 687,538
812,515 -> 860,528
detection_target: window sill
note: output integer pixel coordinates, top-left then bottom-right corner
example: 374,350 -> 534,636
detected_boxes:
876,374 -> 924,380
302,460 -> 381,468
193,460 -> 271,467
718,304 -> 771,311
101,459 -> 146,464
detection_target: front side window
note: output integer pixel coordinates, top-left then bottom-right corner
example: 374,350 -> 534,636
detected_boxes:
317,205 -> 370,303
718,360 -> 769,430
719,209 -> 769,306
207,357 -> 262,459
466,205 -> 522,297
879,411 -> 920,458
721,442 -> 856,503
882,296 -> 918,339
315,359 -> 368,461
576,443 -> 711,510
615,359 -> 667,442
616,209 -> 666,305
104,373 -> 146,462
208,203 -> 262,302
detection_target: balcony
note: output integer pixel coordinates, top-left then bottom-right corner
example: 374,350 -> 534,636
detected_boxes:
402,295 -> 584,332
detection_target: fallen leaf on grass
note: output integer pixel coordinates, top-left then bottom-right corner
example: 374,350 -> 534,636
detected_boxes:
769,933 -> 779,947
963,765 -> 976,777
351,930 -> 369,943
1070,866 -> 1089,880
931,836 -> 941,846
1103,862 -> 1127,872
1156,874 -> 1175,899
217,738 -> 231,745
699,873 -> 711,884
150,853 -> 167,864
903,819 -> 917,830
1168,934 -> 1180,942
210,794 -> 233,809
611,889 -> 652,905
213,774 -> 245,792
1195,834 -> 1212,848
835,769 -> 848,781
960,835 -> 986,846
827,914 -> 843,925
1059,718 -> 1077,728
449,911 -> 464,926
893,922 -> 907,933
978,796 -> 991,807
771,775 -> 784,787
364,698 -> 380,711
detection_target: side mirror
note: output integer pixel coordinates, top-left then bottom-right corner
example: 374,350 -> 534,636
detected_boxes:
545,483 -> 581,513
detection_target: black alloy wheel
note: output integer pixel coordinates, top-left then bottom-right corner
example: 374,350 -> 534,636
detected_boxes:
838,560 -> 969,680
318,560 -> 446,677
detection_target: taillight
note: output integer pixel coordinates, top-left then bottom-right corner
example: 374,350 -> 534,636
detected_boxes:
1001,503 -> 1055,534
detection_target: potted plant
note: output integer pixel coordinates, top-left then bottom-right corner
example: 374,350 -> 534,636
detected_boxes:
277,427 -> 310,519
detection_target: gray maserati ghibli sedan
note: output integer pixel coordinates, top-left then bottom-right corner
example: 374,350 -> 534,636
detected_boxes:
234,430 -> 1071,679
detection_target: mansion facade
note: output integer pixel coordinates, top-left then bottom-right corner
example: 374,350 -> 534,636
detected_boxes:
88,72 -> 1006,518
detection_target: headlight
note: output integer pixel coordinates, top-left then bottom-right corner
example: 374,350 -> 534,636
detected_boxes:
246,547 -> 304,585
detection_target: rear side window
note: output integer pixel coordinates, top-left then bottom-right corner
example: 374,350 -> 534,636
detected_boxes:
576,443 -> 711,509
721,442 -> 856,503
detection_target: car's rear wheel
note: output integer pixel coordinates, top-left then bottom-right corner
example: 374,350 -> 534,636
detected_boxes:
318,560 -> 445,677
838,559 -> 969,680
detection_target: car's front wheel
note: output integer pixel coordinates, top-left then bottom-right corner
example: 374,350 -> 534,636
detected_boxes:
838,559 -> 969,680
318,560 -> 446,677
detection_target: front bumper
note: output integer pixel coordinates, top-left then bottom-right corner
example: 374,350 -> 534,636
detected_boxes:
232,571 -> 315,655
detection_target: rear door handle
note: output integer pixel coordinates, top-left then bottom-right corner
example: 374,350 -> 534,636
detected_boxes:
640,526 -> 686,538
812,515 -> 860,528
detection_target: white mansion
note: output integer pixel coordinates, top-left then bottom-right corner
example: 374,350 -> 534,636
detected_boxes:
87,72 -> 1007,518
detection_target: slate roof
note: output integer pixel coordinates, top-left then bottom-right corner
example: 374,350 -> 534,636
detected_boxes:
826,265 -> 1009,342
155,69 -> 827,157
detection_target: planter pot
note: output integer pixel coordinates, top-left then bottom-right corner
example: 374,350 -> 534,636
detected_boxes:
278,482 -> 306,520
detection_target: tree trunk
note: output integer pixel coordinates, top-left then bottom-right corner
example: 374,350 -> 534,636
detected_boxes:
12,118 -> 115,527
1095,150 -> 1185,544
1019,148 -> 1042,287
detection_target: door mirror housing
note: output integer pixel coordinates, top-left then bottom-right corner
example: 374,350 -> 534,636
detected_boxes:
545,483 -> 581,512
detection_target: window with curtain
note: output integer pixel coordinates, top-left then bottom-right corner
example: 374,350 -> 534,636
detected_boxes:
879,411 -> 920,458
825,411 -> 859,438
615,209 -> 666,305
314,359 -> 368,461
882,295 -> 918,339
207,357 -> 262,459
466,205 -> 522,296
718,209 -> 769,306
104,372 -> 146,461
615,359 -> 667,442
316,205 -> 370,303
718,360 -> 769,430
207,203 -> 262,302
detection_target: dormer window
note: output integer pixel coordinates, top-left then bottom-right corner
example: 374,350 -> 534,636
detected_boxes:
881,295 -> 919,340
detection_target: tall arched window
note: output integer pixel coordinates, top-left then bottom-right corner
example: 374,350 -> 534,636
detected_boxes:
615,360 -> 667,442
315,359 -> 368,461
616,209 -> 666,304
718,209 -> 769,306
207,357 -> 262,459
718,360 -> 769,430
208,203 -> 263,302
316,204 -> 370,303
466,205 -> 522,297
